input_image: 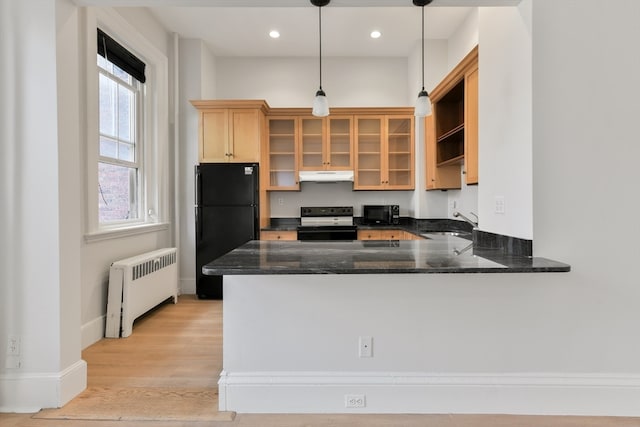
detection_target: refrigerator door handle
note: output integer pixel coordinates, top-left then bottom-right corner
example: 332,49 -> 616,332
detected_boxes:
195,207 -> 203,240
194,165 -> 201,207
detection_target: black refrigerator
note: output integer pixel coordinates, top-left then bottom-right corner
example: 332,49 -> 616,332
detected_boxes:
195,163 -> 259,299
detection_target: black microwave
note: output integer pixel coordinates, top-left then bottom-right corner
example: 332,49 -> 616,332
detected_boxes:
362,205 -> 400,225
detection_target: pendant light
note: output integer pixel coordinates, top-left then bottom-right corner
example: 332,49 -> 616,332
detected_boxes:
414,0 -> 433,117
311,0 -> 330,117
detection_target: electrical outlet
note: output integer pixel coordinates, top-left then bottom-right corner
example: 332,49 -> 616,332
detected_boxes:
494,196 -> 505,214
345,394 -> 366,408
7,336 -> 20,355
277,197 -> 284,206
359,336 -> 372,358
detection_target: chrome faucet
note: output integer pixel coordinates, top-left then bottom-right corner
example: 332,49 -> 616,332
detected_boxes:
453,211 -> 478,228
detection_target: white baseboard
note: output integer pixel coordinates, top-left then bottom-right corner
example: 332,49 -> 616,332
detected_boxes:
180,278 -> 195,295
218,371 -> 640,416
81,315 -> 105,349
0,359 -> 87,412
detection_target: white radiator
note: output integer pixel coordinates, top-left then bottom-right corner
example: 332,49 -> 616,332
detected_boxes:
105,247 -> 178,338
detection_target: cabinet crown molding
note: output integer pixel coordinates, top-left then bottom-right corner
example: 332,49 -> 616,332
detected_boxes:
190,99 -> 270,114
430,45 -> 478,102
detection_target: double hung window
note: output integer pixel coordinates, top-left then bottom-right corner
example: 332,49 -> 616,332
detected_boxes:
97,29 -> 146,225
85,12 -> 168,240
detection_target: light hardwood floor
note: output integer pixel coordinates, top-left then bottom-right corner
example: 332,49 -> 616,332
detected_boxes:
2,295 -> 639,427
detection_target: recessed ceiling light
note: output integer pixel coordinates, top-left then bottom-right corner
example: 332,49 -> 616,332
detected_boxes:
269,30 -> 280,39
370,30 -> 382,39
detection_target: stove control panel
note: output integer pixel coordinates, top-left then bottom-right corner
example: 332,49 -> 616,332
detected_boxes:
300,206 -> 353,217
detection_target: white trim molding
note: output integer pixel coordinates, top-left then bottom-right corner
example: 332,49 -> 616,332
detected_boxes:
0,360 -> 87,413
218,371 -> 640,416
83,7 -> 170,237
84,222 -> 169,243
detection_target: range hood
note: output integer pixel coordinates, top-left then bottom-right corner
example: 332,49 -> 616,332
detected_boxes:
298,170 -> 354,182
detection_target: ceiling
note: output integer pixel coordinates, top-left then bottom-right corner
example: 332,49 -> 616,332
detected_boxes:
148,5 -> 472,57
73,0 -> 520,58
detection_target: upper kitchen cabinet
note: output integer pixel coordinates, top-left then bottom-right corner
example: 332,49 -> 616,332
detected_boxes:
266,116 -> 299,191
354,110 -> 414,190
191,100 -> 269,163
425,115 -> 460,190
299,116 -> 353,171
266,110 -> 354,190
426,46 -> 479,189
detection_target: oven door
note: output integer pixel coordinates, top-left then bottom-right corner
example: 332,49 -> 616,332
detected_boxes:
297,225 -> 357,241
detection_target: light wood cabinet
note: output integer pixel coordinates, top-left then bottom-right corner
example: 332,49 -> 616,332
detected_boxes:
191,100 -> 268,163
266,117 -> 299,191
260,230 -> 297,241
358,229 -> 420,240
358,229 -> 381,240
354,115 -> 414,190
265,107 -> 413,191
425,115 -> 461,190
426,46 -> 479,190
403,231 -> 425,240
464,64 -> 479,184
299,116 -> 353,171
327,116 -> 354,170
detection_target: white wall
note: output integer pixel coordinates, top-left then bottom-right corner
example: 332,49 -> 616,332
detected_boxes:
114,7 -> 170,55
477,3 -> 532,239
0,0 -> 85,411
269,185 -> 414,218
79,7 -> 173,348
220,0 -> 640,415
532,0 -> 640,370
215,57 -> 408,108
0,4 -> 176,410
448,8 -> 480,71
56,0 -> 84,392
178,39 -> 217,294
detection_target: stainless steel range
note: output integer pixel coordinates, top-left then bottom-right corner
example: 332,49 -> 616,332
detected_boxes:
297,206 -> 357,241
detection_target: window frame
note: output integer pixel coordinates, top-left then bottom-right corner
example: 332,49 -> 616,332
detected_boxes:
97,61 -> 144,224
84,8 -> 169,241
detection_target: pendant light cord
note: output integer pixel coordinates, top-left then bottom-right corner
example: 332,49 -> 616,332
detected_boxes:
421,5 -> 425,92
318,5 -> 323,91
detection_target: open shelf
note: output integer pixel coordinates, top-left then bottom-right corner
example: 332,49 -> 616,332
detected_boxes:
437,155 -> 464,167
436,123 -> 464,143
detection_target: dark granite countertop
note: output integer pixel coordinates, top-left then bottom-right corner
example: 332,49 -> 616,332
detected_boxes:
203,236 -> 570,275
262,217 -> 471,235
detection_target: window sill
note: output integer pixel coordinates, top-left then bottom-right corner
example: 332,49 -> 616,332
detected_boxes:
84,222 -> 170,243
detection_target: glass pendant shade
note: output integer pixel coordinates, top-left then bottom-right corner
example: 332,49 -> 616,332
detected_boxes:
415,90 -> 431,117
312,89 -> 329,117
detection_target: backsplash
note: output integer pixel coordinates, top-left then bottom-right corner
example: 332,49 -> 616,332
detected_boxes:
269,181 -> 414,217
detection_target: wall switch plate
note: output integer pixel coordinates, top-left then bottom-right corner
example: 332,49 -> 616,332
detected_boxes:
494,196 -> 505,214
345,394 -> 366,408
359,336 -> 372,358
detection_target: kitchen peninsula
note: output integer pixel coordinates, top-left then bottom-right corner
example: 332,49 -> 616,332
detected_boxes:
204,237 -> 569,414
